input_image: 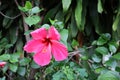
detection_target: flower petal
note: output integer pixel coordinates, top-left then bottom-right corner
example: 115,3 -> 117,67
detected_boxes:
31,27 -> 47,40
48,26 -> 60,40
0,62 -> 6,67
51,40 -> 68,61
33,44 -> 52,66
24,40 -> 44,53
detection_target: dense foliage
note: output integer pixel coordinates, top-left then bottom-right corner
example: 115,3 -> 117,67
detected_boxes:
0,0 -> 120,80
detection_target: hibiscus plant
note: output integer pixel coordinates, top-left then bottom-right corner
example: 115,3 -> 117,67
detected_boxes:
0,0 -> 120,80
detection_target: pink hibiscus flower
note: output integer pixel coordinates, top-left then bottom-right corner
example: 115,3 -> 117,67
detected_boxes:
24,26 -> 68,66
0,62 -> 6,68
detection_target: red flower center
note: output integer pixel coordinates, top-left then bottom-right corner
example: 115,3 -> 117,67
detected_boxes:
43,37 -> 52,46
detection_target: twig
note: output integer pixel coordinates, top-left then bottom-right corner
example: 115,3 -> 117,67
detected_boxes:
0,11 -> 21,19
14,0 -> 31,41
22,13 -> 31,41
4,72 -> 13,80
14,1 -> 37,80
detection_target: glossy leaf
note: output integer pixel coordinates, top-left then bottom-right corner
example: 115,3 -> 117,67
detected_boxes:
30,60 -> 40,69
109,45 -> 117,53
25,1 -> 32,9
0,54 -> 10,61
97,0 -> 103,13
60,29 -> 68,46
62,0 -> 72,12
113,52 -> 120,60
97,33 -> 111,45
9,26 -> 17,44
9,53 -> 20,63
71,39 -> 79,48
95,47 -> 108,55
78,68 -> 88,78
10,63 -> 18,72
97,71 -> 120,80
75,0 -> 82,30
2,10 -> 13,29
52,71 -> 65,80
0,76 -> 6,80
112,14 -> 120,31
105,59 -> 117,69
24,15 -> 40,26
70,14 -> 78,37
92,54 -> 101,63
29,6 -> 41,15
18,1 -> 32,12
19,58 -> 31,66
97,37 -> 107,45
44,5 -> 60,23
17,67 -> 26,76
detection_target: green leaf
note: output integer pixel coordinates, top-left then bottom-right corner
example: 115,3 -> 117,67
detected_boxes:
0,38 -> 8,46
5,44 -> 13,49
30,61 -> 40,69
16,38 -> 24,52
18,1 -> 32,12
101,33 -> 111,40
19,58 -> 31,66
10,63 -> 18,72
95,47 -> 108,55
75,0 -> 82,30
25,1 -> 32,9
60,29 -> 68,46
80,0 -> 87,31
92,40 -> 97,45
115,66 -> 120,72
109,41 -> 119,50
113,52 -> 120,60
97,71 -> 120,80
52,71 -> 66,80
24,15 -> 40,26
97,33 -> 111,45
97,37 -> 107,45
54,21 -> 64,30
49,19 -> 56,25
9,53 -> 20,63
62,66 -> 75,80
2,64 -> 9,73
0,76 -> 6,80
55,10 -> 64,21
67,43 -> 73,51
41,24 -> 50,29
2,10 -> 13,29
112,14 -> 120,31
95,67 -> 106,73
17,67 -> 26,76
78,68 -> 88,78
24,30 -> 33,35
0,54 -> 10,61
44,5 -> 60,23
9,26 -> 17,44
70,14 -> 78,37
18,6 -> 29,12
29,6 -> 41,15
92,54 -> 101,63
97,0 -> 103,13
71,39 -> 79,48
50,19 -> 64,30
62,0 -> 72,12
109,45 -> 117,53
105,59 -> 117,69
89,1 -> 102,34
